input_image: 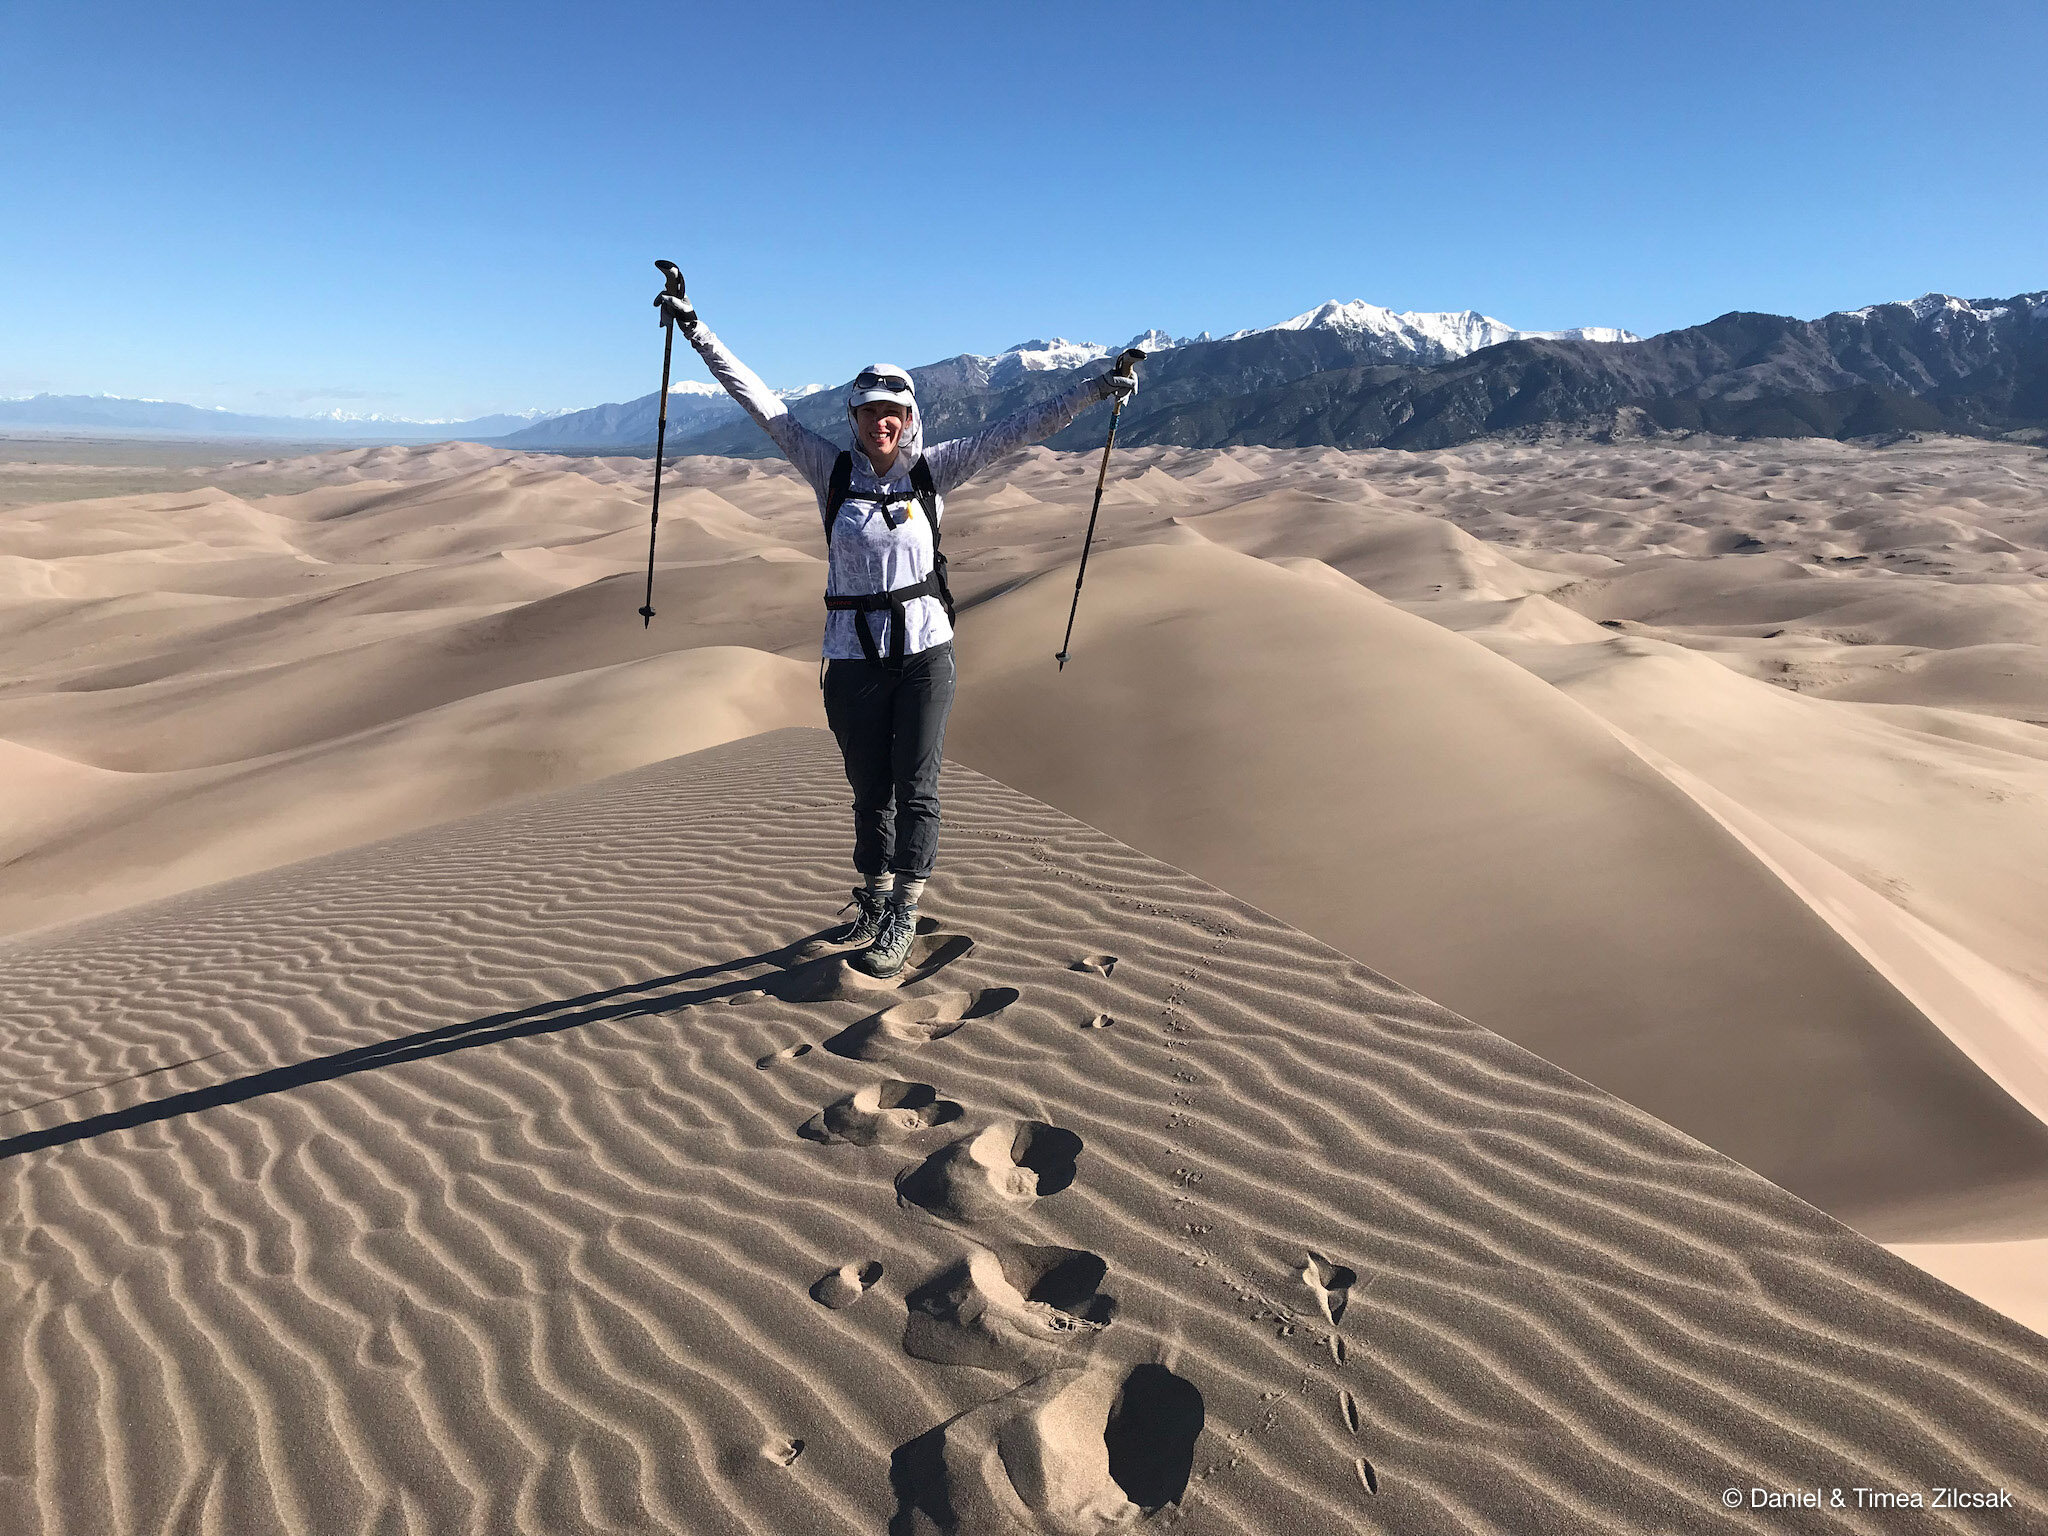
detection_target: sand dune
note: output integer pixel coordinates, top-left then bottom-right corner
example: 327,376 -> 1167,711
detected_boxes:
0,647 -> 821,935
4,433 -> 2048,1347
944,540 -> 2048,1238
1891,1236 -> 2048,1339
1508,638 -> 2048,1030
1817,642 -> 2048,716
2,731 -> 2042,1534
0,563 -> 819,772
1168,491 -> 1559,601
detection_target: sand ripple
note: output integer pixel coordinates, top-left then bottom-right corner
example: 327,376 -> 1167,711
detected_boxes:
2,728 -> 2044,1533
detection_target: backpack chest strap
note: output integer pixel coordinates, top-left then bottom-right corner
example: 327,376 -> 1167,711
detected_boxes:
826,452 -> 939,532
825,575 -> 944,666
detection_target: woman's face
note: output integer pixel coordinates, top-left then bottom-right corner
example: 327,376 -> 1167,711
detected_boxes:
855,401 -> 908,463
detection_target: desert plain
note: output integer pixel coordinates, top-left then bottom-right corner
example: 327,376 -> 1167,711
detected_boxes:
1,429 -> 2046,1533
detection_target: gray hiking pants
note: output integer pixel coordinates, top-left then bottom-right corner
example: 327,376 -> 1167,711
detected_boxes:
821,641 -> 957,880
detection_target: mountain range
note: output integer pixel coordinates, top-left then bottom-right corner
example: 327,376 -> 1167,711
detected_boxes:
498,301 -> 1645,455
16,290 -> 2046,453
1129,291 -> 2048,452
500,291 -> 2048,458
0,396 -> 570,441
0,300 -> 1640,447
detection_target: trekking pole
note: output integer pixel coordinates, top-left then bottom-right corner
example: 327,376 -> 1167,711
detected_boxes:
1055,347 -> 1145,670
639,259 -> 687,627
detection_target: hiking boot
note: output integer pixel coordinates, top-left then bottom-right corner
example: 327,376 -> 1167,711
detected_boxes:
830,887 -> 887,947
852,897 -> 918,979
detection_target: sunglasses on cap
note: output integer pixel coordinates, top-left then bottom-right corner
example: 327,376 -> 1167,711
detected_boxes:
853,370 -> 913,394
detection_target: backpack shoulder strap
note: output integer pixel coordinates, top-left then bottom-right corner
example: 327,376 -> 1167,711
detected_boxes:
825,451 -> 854,536
909,455 -> 939,544
909,454 -> 956,624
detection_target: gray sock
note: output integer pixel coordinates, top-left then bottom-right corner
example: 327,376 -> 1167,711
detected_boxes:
864,871 -> 896,897
894,875 -> 927,909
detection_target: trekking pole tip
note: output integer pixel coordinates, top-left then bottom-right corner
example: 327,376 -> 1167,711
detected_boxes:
639,605 -> 655,627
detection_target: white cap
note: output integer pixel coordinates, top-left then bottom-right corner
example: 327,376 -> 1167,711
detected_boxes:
847,363 -> 916,411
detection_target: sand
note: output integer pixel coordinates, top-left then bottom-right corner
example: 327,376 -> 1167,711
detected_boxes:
3,432 -> 2047,1530
2,731 -> 2043,1534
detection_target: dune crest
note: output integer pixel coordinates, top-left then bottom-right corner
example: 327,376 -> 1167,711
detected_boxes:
2,729 -> 2042,1533
5,434 -> 2048,1332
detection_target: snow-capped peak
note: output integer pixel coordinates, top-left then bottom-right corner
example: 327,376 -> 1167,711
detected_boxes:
962,330 -> 1206,384
1907,293 -> 1984,322
993,338 -> 1114,372
1841,292 -> 2044,325
1121,328 -> 1192,354
667,377 -> 819,402
298,405 -> 577,425
1226,301 -> 1637,359
1528,326 -> 1638,344
1846,293 -> 1971,322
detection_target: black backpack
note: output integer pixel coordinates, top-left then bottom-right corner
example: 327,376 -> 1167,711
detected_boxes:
824,451 -> 955,623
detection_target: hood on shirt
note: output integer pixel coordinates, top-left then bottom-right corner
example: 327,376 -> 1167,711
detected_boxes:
845,363 -> 923,475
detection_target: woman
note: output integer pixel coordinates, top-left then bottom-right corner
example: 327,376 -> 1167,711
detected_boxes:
657,285 -> 1135,978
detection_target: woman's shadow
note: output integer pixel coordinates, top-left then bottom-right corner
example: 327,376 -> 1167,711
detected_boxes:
0,926 -> 916,1162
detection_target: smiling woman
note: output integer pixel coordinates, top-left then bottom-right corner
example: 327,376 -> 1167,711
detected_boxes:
655,280 -> 1135,977
853,395 -> 907,471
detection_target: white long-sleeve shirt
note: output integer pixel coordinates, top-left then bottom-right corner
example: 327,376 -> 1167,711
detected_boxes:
686,325 -> 1117,660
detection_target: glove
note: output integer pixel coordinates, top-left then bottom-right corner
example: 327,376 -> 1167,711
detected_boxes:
655,291 -> 698,334
1105,369 -> 1137,406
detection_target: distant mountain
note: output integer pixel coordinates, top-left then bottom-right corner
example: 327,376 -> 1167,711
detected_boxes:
500,300 -> 1634,455
30,288 -> 2041,455
0,395 -> 572,441
531,290 -> 2044,458
1116,291 -> 2048,451
495,380 -> 826,452
497,333 -> 1177,453
1222,299 -> 1637,358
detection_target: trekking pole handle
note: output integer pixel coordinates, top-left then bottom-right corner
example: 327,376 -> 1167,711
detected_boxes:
654,260 -> 686,299
1114,347 -> 1145,378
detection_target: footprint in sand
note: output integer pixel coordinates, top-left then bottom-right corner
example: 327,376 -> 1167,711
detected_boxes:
890,1363 -> 1203,1530
1354,1456 -> 1379,1495
764,1437 -> 805,1468
904,1243 -> 1116,1370
775,933 -> 978,1003
800,1080 -> 963,1145
880,931 -> 976,985
1339,1388 -> 1359,1434
825,988 -> 1020,1061
756,1043 -> 811,1069
1071,954 -> 1118,977
1302,1251 -> 1356,1327
896,1119 -> 1083,1222
1084,1013 -> 1113,1030
811,1260 -> 884,1309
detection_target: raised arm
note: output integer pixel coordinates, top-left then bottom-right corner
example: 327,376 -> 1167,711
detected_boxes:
923,371 -> 1120,495
678,319 -> 842,493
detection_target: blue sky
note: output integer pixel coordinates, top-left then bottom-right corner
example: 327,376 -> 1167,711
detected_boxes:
3,0 -> 2044,419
